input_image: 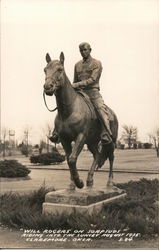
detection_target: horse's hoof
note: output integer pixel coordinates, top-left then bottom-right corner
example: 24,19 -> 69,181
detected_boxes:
112,186 -> 119,191
76,179 -> 84,189
86,180 -> 93,187
107,180 -> 114,188
68,183 -> 76,191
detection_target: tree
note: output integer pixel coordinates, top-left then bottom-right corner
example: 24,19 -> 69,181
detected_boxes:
42,122 -> 53,153
121,125 -> 138,149
22,126 -> 32,156
0,127 -> 8,157
39,140 -> 46,154
148,128 -> 159,157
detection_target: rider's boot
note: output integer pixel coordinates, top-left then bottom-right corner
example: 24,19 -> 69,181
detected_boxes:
101,130 -> 112,145
97,109 -> 112,145
49,130 -> 60,144
98,128 -> 112,158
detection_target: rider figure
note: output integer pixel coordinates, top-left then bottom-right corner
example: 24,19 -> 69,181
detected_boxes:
49,42 -> 112,144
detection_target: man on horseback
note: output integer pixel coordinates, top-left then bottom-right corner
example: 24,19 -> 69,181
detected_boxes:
49,42 -> 112,145
73,42 -> 112,144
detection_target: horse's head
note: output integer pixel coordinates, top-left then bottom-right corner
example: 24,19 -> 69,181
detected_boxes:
43,52 -> 65,96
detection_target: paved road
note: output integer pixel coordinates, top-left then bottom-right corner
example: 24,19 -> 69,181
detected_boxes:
0,168 -> 158,194
0,149 -> 158,194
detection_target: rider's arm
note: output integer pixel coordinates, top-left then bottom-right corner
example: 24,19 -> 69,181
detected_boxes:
73,65 -> 79,83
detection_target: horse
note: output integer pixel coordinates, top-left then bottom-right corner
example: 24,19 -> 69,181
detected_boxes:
43,52 -> 118,190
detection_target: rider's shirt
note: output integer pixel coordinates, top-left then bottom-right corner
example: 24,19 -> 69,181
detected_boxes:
73,56 -> 102,91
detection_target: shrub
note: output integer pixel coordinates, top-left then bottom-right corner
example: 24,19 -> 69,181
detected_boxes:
105,178 -> 159,235
143,143 -> 152,149
120,144 -> 125,150
30,150 -> 65,165
0,185 -> 55,229
0,159 -> 30,178
0,178 -> 158,239
20,144 -> 29,156
138,142 -> 143,149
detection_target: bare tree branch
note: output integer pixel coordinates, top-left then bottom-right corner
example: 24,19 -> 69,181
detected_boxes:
121,124 -> 138,149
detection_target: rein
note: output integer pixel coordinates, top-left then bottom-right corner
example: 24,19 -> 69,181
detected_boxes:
43,91 -> 57,112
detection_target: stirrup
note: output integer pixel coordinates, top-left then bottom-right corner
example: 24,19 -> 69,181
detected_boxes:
101,132 -> 112,145
48,134 -> 59,143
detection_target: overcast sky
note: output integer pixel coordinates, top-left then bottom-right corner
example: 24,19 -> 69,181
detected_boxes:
1,0 -> 159,144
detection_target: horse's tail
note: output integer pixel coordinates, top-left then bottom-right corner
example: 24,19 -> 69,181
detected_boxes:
109,111 -> 118,144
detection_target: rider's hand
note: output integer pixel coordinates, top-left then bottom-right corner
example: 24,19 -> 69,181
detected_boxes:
72,82 -> 80,88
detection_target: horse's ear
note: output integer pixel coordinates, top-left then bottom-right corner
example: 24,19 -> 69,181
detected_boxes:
46,53 -> 51,63
60,52 -> 65,65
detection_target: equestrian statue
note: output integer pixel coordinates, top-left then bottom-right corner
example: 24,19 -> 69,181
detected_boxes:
43,43 -> 118,190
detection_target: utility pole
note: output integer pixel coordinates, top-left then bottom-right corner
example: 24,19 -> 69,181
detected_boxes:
3,133 -> 6,158
8,130 -> 15,156
24,129 -> 29,156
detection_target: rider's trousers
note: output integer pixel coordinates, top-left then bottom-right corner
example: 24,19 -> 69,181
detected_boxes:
84,89 -> 112,137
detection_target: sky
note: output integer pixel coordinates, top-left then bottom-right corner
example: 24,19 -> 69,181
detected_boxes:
1,0 -> 159,144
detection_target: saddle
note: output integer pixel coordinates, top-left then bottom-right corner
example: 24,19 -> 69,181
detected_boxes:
77,90 -> 96,120
76,90 -> 114,121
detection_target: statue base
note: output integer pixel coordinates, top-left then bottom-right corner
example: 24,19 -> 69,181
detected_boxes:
42,187 -> 126,216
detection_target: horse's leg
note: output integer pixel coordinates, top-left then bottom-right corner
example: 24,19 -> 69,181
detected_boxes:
68,133 -> 86,189
86,158 -> 99,187
86,144 -> 99,187
61,140 -> 76,191
107,152 -> 114,187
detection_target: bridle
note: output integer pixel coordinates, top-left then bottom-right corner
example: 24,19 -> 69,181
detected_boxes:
43,72 -> 61,112
43,91 -> 57,112
43,65 -> 76,112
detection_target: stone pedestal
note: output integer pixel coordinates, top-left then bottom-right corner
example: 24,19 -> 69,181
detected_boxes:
43,187 -> 126,216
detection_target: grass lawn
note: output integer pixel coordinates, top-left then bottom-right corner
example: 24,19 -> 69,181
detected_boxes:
2,149 -> 159,172
0,178 -> 158,249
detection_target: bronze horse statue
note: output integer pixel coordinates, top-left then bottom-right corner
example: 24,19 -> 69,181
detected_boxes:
43,52 -> 118,189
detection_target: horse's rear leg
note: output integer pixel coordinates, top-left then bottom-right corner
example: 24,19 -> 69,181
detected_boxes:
86,158 -> 98,187
107,153 -> 114,187
86,144 -> 99,187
